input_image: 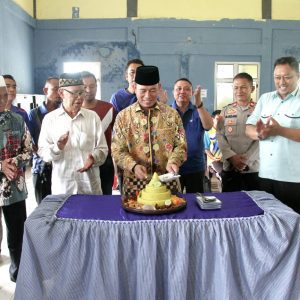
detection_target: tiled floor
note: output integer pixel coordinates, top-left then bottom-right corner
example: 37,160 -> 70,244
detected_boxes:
0,169 -> 37,300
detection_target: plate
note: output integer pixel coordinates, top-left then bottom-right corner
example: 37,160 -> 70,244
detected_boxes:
121,196 -> 187,215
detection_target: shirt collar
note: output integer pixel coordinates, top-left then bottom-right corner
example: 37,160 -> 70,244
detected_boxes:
171,100 -> 193,113
134,101 -> 161,113
58,105 -> 84,118
39,101 -> 49,114
40,100 -> 61,114
274,87 -> 299,99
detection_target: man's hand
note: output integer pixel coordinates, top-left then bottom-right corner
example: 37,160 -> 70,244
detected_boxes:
213,157 -> 222,162
193,85 -> 202,107
57,131 -> 69,150
158,86 -> 168,104
166,163 -> 179,175
2,158 -> 18,181
77,154 -> 94,173
32,144 -> 38,153
228,154 -> 247,171
133,164 -> 148,180
256,117 -> 280,140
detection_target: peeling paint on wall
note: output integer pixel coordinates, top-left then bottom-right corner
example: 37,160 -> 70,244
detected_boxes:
35,41 -> 140,100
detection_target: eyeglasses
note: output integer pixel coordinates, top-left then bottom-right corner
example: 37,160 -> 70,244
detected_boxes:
62,89 -> 85,97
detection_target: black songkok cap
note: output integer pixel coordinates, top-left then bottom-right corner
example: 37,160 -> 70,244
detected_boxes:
134,66 -> 160,85
59,72 -> 83,87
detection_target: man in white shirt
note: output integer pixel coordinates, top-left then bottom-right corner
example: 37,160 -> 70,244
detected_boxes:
38,72 -> 108,195
246,56 -> 300,213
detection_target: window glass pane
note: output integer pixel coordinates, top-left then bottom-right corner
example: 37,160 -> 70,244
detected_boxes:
252,80 -> 258,102
216,83 -> 233,109
216,64 -> 234,79
215,62 -> 260,110
238,64 -> 258,79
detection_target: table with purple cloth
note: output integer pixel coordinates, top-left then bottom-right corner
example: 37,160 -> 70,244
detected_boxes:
15,191 -> 300,300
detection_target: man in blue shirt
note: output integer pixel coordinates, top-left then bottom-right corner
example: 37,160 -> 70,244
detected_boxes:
110,59 -> 144,193
110,58 -> 144,113
246,56 -> 300,213
172,78 -> 212,193
28,77 -> 61,204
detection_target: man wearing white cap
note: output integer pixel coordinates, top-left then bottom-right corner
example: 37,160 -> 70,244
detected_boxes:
38,72 -> 108,195
0,76 -> 32,282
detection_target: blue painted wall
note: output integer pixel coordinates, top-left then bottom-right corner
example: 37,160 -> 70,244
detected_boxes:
1,1 -> 300,113
34,18 -> 300,112
0,0 -> 35,93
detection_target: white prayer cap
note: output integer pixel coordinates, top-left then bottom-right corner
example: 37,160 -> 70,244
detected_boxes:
0,76 -> 6,87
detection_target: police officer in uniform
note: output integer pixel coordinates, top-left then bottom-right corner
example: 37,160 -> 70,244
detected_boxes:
217,72 -> 260,192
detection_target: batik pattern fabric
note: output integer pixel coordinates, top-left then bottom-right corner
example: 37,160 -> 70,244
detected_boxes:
111,101 -> 187,196
0,111 -> 32,206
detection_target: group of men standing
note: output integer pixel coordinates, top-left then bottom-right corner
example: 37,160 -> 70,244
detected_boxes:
0,55 -> 300,283
209,56 -> 300,215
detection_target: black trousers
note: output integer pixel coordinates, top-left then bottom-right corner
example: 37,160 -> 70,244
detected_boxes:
2,200 -> 27,282
221,171 -> 261,192
100,155 -> 115,195
180,171 -> 205,193
32,166 -> 52,204
260,177 -> 300,214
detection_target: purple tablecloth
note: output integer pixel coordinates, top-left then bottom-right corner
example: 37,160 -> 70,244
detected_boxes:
56,191 -> 264,221
15,191 -> 300,300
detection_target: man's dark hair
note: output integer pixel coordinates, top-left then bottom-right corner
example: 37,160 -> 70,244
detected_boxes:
174,77 -> 193,86
274,56 -> 299,72
233,72 -> 253,85
2,74 -> 16,82
125,59 -> 144,71
45,76 -> 59,84
212,110 -> 221,117
81,71 -> 96,82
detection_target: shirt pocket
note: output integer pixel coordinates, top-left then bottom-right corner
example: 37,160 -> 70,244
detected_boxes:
282,112 -> 300,128
224,118 -> 237,136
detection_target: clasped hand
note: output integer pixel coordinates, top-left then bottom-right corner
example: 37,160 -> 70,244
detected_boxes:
229,154 -> 248,172
2,158 -> 18,181
57,132 -> 94,172
256,117 -> 280,140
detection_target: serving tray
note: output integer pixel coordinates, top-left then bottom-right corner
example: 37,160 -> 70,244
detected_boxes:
121,196 -> 186,215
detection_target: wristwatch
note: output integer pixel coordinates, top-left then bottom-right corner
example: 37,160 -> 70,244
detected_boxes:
197,102 -> 203,109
